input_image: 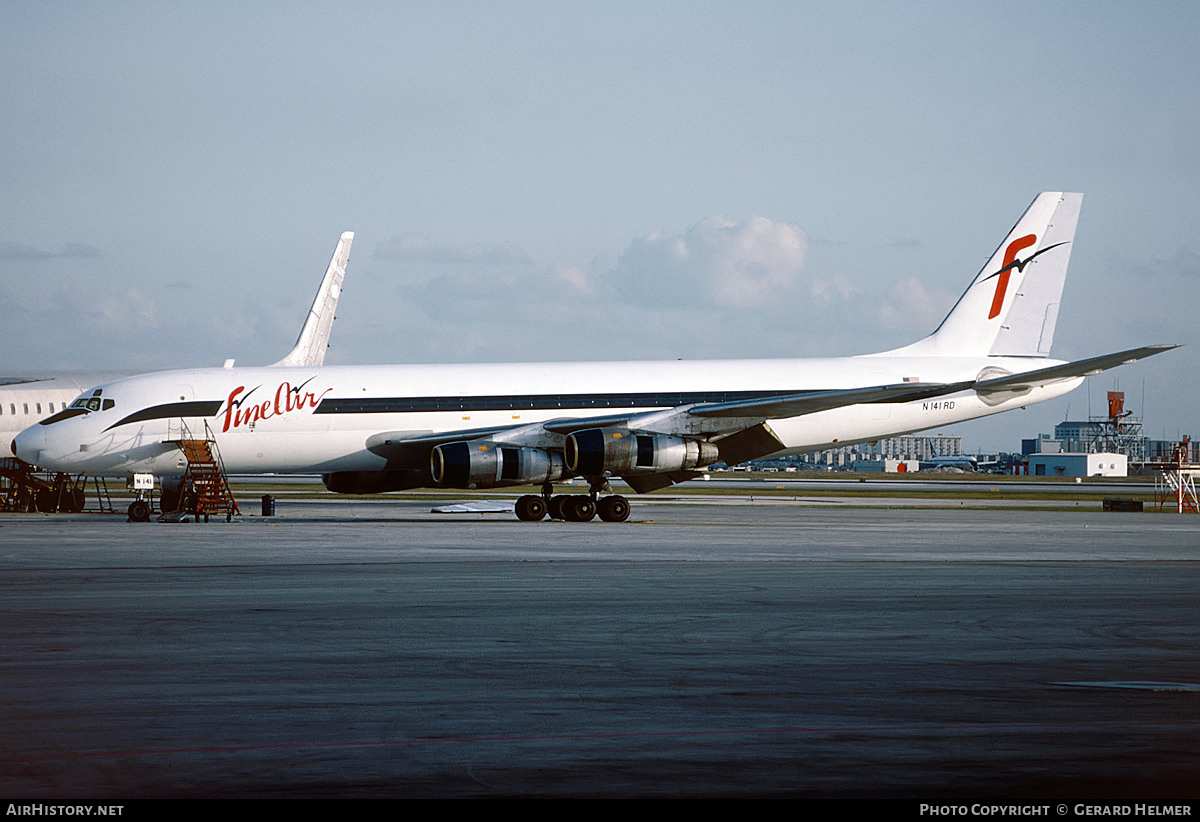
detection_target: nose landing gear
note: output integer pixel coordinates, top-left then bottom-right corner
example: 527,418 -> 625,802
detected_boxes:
127,498 -> 152,523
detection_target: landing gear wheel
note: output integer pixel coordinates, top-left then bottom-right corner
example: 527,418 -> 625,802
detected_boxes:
67,487 -> 85,513
127,499 -> 151,523
598,495 -> 630,522
35,488 -> 58,513
515,494 -> 547,521
564,495 -> 596,522
548,494 -> 569,520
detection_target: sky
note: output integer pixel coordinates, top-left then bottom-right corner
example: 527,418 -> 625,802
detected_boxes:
2,1 -> 1197,453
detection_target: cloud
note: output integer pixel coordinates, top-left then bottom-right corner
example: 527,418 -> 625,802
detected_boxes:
0,282 -> 167,369
0,241 -> 102,261
374,233 -> 532,265
1118,245 -> 1200,281
353,213 -> 960,364
548,263 -> 595,297
607,216 -> 809,308
82,287 -> 160,328
876,275 -> 955,332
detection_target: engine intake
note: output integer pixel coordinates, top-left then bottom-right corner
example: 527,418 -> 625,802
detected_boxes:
431,441 -> 565,489
565,427 -> 719,476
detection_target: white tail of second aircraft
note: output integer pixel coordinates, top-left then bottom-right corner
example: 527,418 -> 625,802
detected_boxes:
271,231 -> 354,368
888,192 -> 1081,359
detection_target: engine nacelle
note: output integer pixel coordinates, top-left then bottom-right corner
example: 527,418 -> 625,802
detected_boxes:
565,427 -> 720,476
431,441 -> 565,489
322,470 -> 429,494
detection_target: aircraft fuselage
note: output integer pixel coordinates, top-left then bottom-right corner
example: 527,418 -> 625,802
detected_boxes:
15,354 -> 1076,479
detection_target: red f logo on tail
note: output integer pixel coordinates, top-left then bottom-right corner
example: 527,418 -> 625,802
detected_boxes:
988,234 -> 1037,319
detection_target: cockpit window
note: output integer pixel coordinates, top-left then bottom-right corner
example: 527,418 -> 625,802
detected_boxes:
61,391 -> 116,418
69,397 -> 114,412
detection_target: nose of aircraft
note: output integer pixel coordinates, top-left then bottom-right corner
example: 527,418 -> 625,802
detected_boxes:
13,425 -> 46,465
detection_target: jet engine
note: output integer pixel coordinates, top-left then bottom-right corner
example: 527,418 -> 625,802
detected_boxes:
431,440 -> 565,489
322,469 -> 429,494
565,427 -> 719,476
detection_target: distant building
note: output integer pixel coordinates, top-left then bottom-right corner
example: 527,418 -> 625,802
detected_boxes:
799,434 -> 964,470
1028,452 -> 1127,477
1023,434 -> 1061,455
851,458 -> 920,473
1053,420 -> 1147,461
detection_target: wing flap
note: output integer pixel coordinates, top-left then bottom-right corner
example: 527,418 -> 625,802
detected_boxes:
712,423 -> 786,465
622,471 -> 702,494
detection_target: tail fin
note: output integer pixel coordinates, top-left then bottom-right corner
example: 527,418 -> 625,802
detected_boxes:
889,192 -> 1081,358
272,231 -> 354,367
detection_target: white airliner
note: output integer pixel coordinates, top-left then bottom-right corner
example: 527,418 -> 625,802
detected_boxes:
2,231 -> 353,475
2,373 -> 125,458
14,194 -> 1175,522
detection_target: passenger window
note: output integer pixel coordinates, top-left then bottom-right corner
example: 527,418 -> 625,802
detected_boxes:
23,403 -> 29,414
36,403 -> 42,414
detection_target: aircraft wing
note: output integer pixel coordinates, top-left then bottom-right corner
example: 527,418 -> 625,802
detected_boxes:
688,380 -> 975,419
365,413 -> 647,455
356,347 -> 1176,483
361,379 -> 977,476
365,381 -> 974,452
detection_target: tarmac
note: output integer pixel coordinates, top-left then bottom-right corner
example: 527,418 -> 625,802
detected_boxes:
1,498 -> 1198,798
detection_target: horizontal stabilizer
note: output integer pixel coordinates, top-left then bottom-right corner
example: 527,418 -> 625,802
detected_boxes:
975,345 -> 1179,394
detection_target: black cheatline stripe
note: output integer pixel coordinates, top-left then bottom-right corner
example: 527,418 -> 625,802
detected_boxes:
312,390 -> 804,415
106,400 -> 225,430
39,407 -> 90,426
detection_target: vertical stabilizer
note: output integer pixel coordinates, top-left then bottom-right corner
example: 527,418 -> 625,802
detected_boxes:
887,193 -> 1081,358
271,231 -> 354,367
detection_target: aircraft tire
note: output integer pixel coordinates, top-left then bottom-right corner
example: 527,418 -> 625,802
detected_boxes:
127,500 -> 151,523
598,495 -> 630,523
515,494 -> 547,521
548,494 -> 569,520
564,495 -> 596,522
35,488 -> 58,513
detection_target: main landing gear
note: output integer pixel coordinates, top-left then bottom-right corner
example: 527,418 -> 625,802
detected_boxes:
514,481 -> 631,523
